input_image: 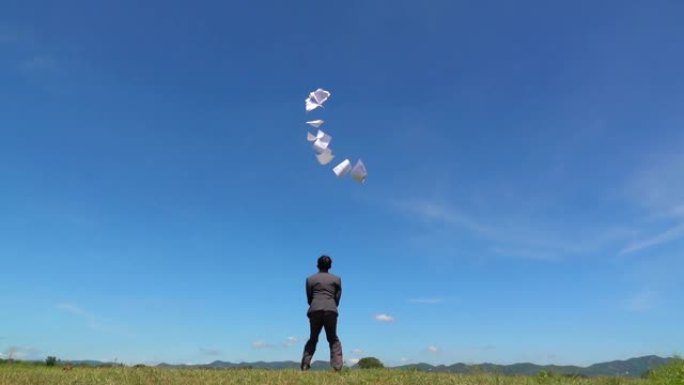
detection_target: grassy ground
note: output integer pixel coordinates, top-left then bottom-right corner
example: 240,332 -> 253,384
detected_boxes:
0,366 -> 654,385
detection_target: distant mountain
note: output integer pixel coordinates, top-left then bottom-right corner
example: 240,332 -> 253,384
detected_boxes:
397,355 -> 673,377
49,355 -> 673,377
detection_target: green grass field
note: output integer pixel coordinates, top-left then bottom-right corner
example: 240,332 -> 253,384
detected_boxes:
0,366 -> 661,385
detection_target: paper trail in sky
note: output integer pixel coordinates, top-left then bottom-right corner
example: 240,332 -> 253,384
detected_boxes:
333,159 -> 352,177
306,120 -> 324,128
305,89 -> 331,112
351,159 -> 368,183
316,149 -> 335,165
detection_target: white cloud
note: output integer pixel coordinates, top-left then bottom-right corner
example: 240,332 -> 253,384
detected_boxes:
427,345 -> 440,353
283,336 -> 298,347
620,224 -> 684,255
374,314 -> 394,322
56,303 -> 127,334
396,200 -> 630,261
408,298 -> 445,304
251,340 -> 275,349
400,357 -> 410,363
624,289 -> 659,312
347,358 -> 360,365
21,55 -> 57,72
199,348 -> 221,356
2,346 -> 41,360
396,200 -> 493,236
350,348 -> 363,356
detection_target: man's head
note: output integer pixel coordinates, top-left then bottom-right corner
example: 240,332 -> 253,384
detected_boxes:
317,255 -> 332,272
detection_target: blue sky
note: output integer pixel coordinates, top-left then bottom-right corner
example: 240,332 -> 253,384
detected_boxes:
1,0 -> 683,367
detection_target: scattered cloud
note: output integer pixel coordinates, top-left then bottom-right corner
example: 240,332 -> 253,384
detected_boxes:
620,224 -> 684,255
427,345 -> 440,353
396,200 -> 630,261
408,298 -> 445,304
622,147 -> 684,255
283,336 -> 298,347
199,348 -> 221,356
0,23 -> 27,44
347,358 -> 360,365
624,289 -> 659,312
56,303 -> 128,334
21,55 -> 57,72
374,313 -> 395,322
395,200 -> 493,236
350,348 -> 363,356
400,357 -> 410,363
2,346 -> 41,360
251,340 -> 275,349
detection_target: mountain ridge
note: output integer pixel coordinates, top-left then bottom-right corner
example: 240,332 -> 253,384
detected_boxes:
150,355 -> 672,377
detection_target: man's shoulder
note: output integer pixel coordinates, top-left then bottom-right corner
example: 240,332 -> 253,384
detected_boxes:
307,272 -> 341,281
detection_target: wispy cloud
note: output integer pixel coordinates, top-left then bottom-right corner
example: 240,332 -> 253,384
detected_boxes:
347,358 -> 360,365
283,336 -> 298,347
2,346 -> 41,360
251,340 -> 275,349
620,224 -> 684,255
624,289 -> 659,312
622,147 -> 684,254
350,348 -> 363,356
0,23 -> 28,44
56,303 -> 128,334
396,200 -> 629,261
408,298 -> 445,304
427,345 -> 440,353
199,348 -> 221,356
21,55 -> 57,72
395,200 -> 493,236
374,313 -> 395,322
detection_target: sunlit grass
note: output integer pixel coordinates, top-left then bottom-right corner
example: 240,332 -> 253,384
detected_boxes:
0,365 -> 659,385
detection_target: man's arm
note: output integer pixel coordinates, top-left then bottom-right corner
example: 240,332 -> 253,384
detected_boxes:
335,277 -> 342,307
306,278 -> 313,305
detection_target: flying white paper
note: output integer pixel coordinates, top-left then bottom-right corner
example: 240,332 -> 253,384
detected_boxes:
306,132 -> 317,142
306,119 -> 324,128
316,149 -> 335,165
312,130 -> 332,153
333,159 -> 352,177
351,159 -> 368,183
305,88 -> 331,111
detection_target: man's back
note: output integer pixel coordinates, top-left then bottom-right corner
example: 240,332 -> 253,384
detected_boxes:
306,272 -> 342,314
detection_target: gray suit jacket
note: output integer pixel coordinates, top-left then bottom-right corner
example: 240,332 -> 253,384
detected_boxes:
306,272 -> 342,314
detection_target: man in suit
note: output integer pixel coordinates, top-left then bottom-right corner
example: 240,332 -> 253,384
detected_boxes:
301,255 -> 343,371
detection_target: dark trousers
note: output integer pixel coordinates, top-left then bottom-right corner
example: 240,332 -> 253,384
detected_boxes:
301,310 -> 343,370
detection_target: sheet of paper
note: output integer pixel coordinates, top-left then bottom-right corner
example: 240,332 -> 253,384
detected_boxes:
312,130 -> 331,152
316,149 -> 335,165
333,159 -> 352,177
351,159 -> 368,183
311,89 -> 330,104
306,119 -> 324,128
307,132 -> 317,142
305,88 -> 331,111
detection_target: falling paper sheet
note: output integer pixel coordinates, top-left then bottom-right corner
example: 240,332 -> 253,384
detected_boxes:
306,119 -> 324,128
316,149 -> 335,165
312,130 -> 332,153
305,88 -> 331,112
306,132 -> 317,142
333,159 -> 352,177
351,159 -> 368,183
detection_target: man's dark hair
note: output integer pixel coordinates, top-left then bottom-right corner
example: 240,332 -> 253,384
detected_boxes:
317,255 -> 332,271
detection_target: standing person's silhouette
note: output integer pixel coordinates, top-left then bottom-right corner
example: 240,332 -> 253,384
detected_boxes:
301,255 -> 343,371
